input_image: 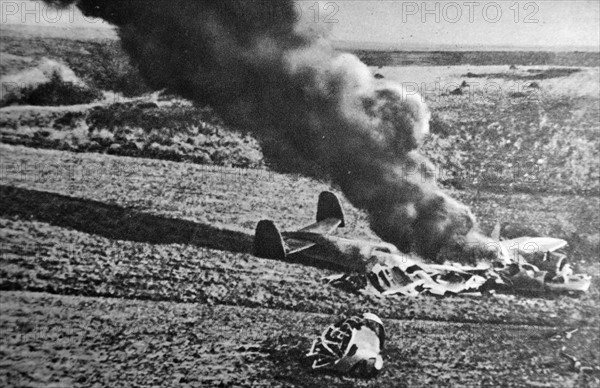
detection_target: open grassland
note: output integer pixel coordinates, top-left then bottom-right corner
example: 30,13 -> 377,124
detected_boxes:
2,291 -> 597,388
1,26 -> 599,387
1,65 -> 598,195
0,144 -> 599,387
2,26 -> 598,193
1,25 -> 145,97
382,65 -> 600,196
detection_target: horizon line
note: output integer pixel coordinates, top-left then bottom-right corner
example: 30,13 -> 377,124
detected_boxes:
1,23 -> 598,53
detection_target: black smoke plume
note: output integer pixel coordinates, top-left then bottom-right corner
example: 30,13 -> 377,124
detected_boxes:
48,0 -> 490,262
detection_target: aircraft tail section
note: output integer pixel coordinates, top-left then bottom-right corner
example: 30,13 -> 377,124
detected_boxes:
317,191 -> 345,227
254,220 -> 286,260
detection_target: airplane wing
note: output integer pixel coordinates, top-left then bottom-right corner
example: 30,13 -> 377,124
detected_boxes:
283,218 -> 342,255
500,237 -> 567,254
298,218 -> 343,235
284,237 -> 317,255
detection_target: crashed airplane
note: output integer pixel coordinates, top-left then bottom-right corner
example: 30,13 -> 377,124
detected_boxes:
254,191 -> 591,297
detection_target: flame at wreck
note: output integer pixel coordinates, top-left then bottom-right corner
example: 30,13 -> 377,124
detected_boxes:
49,0 -> 490,261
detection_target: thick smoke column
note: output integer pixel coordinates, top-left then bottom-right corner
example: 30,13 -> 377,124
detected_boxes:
50,0 -> 485,261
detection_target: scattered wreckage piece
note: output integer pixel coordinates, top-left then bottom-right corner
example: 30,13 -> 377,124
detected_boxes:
254,191 -> 591,297
325,260 -> 493,297
494,235 -> 591,295
560,351 -> 600,375
305,313 -> 385,377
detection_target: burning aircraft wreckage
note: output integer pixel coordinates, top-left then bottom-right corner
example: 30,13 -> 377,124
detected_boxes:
255,191 -> 591,298
49,0 -> 488,262
46,2 -> 592,296
258,192 -> 591,376
45,0 -> 592,378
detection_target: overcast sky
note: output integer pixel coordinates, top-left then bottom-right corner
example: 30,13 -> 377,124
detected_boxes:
1,0 -> 598,50
316,0 -> 600,49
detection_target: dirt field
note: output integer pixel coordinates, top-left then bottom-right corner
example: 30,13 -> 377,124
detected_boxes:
1,144 -> 599,387
1,24 -> 599,387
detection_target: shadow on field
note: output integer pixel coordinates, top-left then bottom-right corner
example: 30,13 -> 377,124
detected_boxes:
0,185 -> 362,272
0,185 -> 253,254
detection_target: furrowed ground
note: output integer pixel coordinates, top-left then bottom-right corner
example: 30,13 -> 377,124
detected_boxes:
0,144 -> 598,387
1,26 -> 599,387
